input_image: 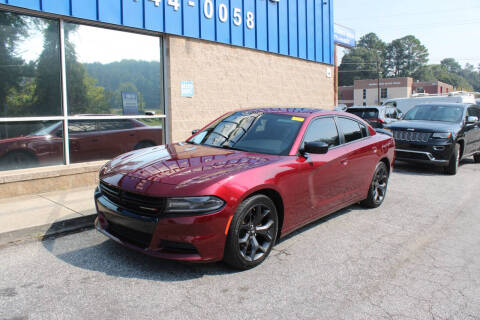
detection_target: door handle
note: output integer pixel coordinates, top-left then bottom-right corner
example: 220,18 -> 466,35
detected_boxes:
372,147 -> 377,153
91,138 -> 99,142
340,158 -> 348,166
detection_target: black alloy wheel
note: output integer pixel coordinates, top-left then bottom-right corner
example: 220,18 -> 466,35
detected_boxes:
134,141 -> 156,150
444,143 -> 460,175
0,151 -> 38,170
224,194 -> 278,270
473,153 -> 480,163
361,161 -> 389,208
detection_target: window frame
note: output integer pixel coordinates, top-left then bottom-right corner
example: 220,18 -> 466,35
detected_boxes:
299,116 -> 341,152
335,116 -> 371,146
0,9 -> 167,168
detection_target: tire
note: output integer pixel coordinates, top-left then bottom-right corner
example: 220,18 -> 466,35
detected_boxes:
224,194 -> 278,270
133,141 -> 156,150
474,153 -> 480,163
444,143 -> 460,175
361,161 -> 389,208
0,151 -> 38,170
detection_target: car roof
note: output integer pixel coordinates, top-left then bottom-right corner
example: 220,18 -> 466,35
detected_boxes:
238,107 -> 329,118
414,103 -> 471,108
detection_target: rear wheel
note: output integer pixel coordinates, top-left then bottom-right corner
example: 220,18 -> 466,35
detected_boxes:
444,143 -> 460,175
224,194 -> 278,270
361,161 -> 389,208
0,151 -> 38,170
474,153 -> 480,163
133,141 -> 156,150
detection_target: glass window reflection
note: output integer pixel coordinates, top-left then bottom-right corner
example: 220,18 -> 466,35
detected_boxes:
68,118 -> 163,163
0,121 -> 64,171
64,23 -> 163,116
0,11 -> 62,117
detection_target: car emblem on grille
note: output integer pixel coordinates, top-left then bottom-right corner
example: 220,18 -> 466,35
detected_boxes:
407,128 -> 415,131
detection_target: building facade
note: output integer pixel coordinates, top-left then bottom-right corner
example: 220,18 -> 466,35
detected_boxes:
342,77 -> 455,106
0,0 -> 336,197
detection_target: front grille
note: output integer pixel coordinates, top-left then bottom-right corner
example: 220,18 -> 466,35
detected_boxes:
100,181 -> 165,216
393,130 -> 432,143
396,150 -> 431,161
107,221 -> 153,249
161,240 -> 198,254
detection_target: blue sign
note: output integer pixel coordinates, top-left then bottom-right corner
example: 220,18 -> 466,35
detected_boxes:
334,23 -> 356,48
181,81 -> 194,98
122,92 -> 139,115
1,0 -> 335,65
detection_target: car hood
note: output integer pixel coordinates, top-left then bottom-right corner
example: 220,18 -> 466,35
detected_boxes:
387,120 -> 461,132
100,143 -> 281,193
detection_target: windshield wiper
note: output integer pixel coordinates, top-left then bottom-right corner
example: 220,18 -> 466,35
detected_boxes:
221,145 -> 246,152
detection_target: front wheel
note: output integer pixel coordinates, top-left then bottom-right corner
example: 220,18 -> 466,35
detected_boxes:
361,161 -> 389,208
224,195 -> 278,270
444,143 -> 460,175
474,153 -> 480,163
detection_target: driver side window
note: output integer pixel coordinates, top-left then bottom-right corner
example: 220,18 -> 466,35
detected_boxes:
303,117 -> 340,149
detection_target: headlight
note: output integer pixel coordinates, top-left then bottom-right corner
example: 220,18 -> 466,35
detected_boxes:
165,196 -> 225,214
432,132 -> 452,139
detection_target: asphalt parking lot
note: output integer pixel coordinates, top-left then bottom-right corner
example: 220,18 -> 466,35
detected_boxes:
1,159 -> 480,320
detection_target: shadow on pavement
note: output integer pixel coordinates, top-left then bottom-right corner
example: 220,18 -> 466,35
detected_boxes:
40,203 -> 370,280
393,158 -> 475,176
41,227 -> 237,281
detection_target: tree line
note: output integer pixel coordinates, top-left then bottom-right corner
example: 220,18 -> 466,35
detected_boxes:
339,33 -> 479,92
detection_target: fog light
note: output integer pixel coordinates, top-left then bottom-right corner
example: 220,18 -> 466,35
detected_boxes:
433,146 -> 445,151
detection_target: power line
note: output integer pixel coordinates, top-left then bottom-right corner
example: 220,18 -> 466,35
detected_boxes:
337,5 -> 480,22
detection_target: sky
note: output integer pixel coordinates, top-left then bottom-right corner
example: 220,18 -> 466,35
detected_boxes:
334,0 -> 480,68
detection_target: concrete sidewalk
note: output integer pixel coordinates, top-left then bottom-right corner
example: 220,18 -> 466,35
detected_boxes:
0,186 -> 97,247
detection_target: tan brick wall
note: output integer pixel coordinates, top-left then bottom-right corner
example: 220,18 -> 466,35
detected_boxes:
166,36 -> 335,142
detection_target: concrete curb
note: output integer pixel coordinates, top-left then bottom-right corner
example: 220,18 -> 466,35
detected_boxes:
0,214 -> 96,247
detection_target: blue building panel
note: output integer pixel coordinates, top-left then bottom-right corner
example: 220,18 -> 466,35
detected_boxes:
243,0 -> 255,48
314,0 -> 323,62
297,0 -> 306,59
144,0 -> 164,32
215,0 -> 230,44
267,0 -> 278,53
164,0 -> 183,35
306,0 -> 314,61
288,0 -> 298,57
322,0 -> 330,64
1,0 -> 336,65
123,0 -> 144,29
255,0 -> 267,51
98,0 -> 122,25
183,0 -> 200,38
43,0 -> 70,15
229,0 -> 243,46
278,0 -> 288,55
71,0 -> 97,20
199,0 -> 215,41
8,0 -> 40,11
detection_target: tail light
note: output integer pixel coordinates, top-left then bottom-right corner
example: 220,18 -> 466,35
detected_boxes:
367,118 -> 385,124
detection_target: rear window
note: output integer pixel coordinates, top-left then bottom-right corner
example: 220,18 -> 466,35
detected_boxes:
347,108 -> 379,119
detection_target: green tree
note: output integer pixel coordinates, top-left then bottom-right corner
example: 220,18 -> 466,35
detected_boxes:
385,35 -> 429,77
441,58 -> 462,74
414,64 -> 473,91
0,12 -> 28,117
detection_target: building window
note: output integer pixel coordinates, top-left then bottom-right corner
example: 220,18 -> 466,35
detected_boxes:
381,88 -> 388,99
362,89 -> 366,100
0,10 -> 165,172
441,87 -> 443,94
363,102 -> 366,106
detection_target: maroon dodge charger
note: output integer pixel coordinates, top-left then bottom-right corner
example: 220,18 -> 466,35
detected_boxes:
95,108 -> 395,269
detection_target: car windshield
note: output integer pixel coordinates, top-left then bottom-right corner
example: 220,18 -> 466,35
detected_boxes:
27,121 -> 62,136
188,112 -> 304,155
347,108 -> 379,119
404,105 -> 464,123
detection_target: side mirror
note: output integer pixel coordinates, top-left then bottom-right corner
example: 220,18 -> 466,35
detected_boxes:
300,141 -> 329,155
192,129 -> 199,135
466,116 -> 479,124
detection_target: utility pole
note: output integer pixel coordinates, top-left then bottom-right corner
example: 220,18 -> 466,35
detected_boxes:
376,57 -> 380,105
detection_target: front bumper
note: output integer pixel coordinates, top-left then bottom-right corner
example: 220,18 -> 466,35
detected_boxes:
94,189 -> 232,262
394,141 -> 454,166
